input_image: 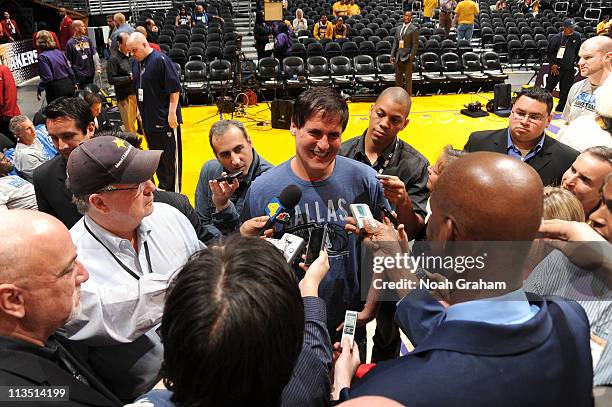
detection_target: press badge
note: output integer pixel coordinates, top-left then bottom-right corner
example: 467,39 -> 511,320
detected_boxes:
81,53 -> 88,60
138,88 -> 144,102
399,40 -> 405,48
556,46 -> 566,59
591,332 -> 607,369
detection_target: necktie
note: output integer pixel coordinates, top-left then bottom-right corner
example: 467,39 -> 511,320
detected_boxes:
400,24 -> 408,37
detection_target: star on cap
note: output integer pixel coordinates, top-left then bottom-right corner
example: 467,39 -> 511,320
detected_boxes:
113,138 -> 127,148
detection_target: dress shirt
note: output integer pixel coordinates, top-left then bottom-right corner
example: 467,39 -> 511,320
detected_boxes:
61,202 -> 204,399
525,249 -> 612,385
37,49 -> 75,94
507,129 -> 545,162
445,288 -> 539,324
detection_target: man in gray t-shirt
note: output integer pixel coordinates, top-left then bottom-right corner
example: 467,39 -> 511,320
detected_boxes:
562,36 -> 612,123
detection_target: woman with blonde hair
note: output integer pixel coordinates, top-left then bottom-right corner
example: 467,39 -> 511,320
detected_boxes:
36,30 -> 75,104
542,186 -> 585,222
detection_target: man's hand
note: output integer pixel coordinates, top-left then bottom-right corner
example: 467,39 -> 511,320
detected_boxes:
240,215 -> 272,237
209,175 -> 239,212
379,176 -> 409,206
550,64 -> 560,75
389,57 -> 396,64
539,219 -> 606,242
168,110 -> 178,129
345,216 -> 402,256
331,337 -> 361,400
36,92 -> 42,101
298,250 -> 329,297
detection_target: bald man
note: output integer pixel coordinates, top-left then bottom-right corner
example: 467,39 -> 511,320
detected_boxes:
563,36 -> 612,122
341,152 -> 593,406
110,12 -> 134,52
0,210 -> 121,406
127,31 -> 183,192
339,87 -> 429,362
65,19 -> 100,89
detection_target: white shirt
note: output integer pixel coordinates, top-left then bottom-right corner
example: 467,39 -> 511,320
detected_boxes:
61,202 -> 205,399
0,175 -> 37,210
13,139 -> 48,182
557,115 -> 612,152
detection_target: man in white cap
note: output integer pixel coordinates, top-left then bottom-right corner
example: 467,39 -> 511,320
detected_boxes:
58,135 -> 204,402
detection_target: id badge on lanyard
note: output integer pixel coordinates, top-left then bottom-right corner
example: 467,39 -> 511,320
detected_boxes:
138,65 -> 146,102
556,46 -> 566,59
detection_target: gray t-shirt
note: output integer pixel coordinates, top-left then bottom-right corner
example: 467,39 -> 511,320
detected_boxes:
0,175 -> 37,210
562,78 -> 599,122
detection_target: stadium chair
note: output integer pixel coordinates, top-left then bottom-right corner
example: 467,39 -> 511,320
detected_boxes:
306,56 -> 332,87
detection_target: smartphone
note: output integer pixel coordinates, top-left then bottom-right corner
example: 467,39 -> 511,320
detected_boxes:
350,203 -> 377,230
341,310 -> 358,348
381,206 -> 400,228
215,170 -> 243,183
305,225 -> 328,266
375,174 -> 395,180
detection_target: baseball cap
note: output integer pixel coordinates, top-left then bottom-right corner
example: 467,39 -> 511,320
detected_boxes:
66,136 -> 162,195
562,18 -> 575,28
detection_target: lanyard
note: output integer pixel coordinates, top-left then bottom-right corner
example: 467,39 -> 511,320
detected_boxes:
83,219 -> 153,280
376,140 -> 399,174
138,53 -> 151,90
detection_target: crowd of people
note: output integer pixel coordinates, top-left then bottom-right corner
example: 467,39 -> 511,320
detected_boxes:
0,2 -> 611,407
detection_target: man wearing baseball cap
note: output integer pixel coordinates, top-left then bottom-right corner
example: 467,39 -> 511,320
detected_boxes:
58,135 -> 204,401
545,18 -> 582,112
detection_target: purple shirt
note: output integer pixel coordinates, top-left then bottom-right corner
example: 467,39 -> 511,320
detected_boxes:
37,49 -> 75,93
65,36 -> 97,78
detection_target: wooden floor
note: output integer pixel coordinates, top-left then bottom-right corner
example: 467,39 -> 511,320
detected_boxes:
178,92 -> 564,202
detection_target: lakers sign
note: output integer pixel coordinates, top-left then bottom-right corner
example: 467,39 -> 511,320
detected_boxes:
0,39 -> 38,85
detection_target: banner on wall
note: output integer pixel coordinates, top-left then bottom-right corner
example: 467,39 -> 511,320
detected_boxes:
0,39 -> 39,85
534,63 -> 584,98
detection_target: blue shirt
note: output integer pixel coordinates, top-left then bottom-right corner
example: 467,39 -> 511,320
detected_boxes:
506,129 -> 545,162
445,288 -> 539,325
241,156 -> 390,339
132,50 -> 182,134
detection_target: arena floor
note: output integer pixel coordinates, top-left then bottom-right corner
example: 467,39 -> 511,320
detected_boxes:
178,92 -> 564,203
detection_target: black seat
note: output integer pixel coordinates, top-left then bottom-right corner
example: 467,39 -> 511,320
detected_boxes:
257,57 -> 283,92
291,42 -> 307,60
329,55 -> 353,88
325,42 -> 342,59
420,52 -> 446,87
481,51 -> 509,82
208,59 -> 232,95
183,60 -> 207,105
353,55 -> 378,88
440,52 -> 468,91
283,56 -> 307,90
307,42 -> 324,58
359,40 -> 376,58
306,56 -> 332,87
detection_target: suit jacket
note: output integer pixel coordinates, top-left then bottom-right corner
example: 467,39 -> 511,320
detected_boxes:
464,127 -> 579,186
1,19 -> 20,40
390,23 -> 418,62
0,335 -> 121,407
347,290 -> 593,406
33,155 -> 82,229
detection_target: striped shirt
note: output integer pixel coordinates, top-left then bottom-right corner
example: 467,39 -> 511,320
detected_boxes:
525,250 -> 612,386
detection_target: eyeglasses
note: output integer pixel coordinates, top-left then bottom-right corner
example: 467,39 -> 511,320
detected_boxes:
98,182 -> 147,195
512,110 -> 547,123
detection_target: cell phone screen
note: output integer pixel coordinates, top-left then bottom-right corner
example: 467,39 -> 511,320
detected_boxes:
215,170 -> 242,183
305,226 -> 327,265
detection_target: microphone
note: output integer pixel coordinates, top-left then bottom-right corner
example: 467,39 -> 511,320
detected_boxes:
259,184 -> 302,235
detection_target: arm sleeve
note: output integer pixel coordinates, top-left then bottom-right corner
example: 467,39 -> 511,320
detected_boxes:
547,35 -> 559,64
37,55 -> 53,92
561,83 -> 579,121
410,30 -> 419,59
405,161 -> 430,219
162,55 -> 181,95
106,57 -> 132,86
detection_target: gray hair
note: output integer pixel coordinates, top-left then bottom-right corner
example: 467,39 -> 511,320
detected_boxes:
9,115 -> 30,136
208,120 -> 250,152
72,194 -> 91,215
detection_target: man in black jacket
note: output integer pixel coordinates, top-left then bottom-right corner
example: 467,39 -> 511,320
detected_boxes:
545,19 -> 582,112
0,210 -> 122,407
107,32 -> 137,133
33,97 -> 95,228
464,87 -> 578,186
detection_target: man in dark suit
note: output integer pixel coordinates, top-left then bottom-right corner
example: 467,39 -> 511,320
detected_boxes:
464,87 -> 579,186
33,97 -> 95,228
336,152 -> 593,406
0,210 -> 122,407
390,11 -> 419,95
